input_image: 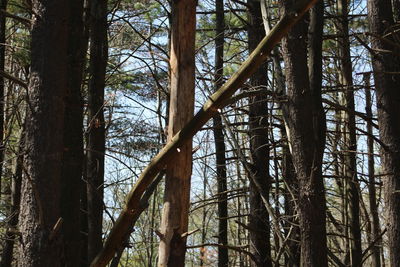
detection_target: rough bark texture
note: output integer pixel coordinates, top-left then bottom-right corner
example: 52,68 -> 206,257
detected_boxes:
17,0 -> 69,265
336,1 -> 362,264
86,0 -> 108,263
212,0 -> 229,266
157,1 -> 196,266
61,0 -> 85,266
247,1 -> 272,266
281,0 -> 328,266
367,0 -> 400,265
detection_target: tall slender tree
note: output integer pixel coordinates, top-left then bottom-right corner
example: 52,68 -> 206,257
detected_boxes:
247,0 -> 272,266
336,1 -> 362,264
212,0 -> 229,266
280,0 -> 328,265
367,0 -> 400,265
17,0 -> 69,265
157,1 -> 197,266
86,0 -> 108,263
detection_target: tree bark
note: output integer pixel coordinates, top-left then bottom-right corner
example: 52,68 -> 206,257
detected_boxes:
212,0 -> 229,266
157,1 -> 197,266
61,0 -> 85,266
89,1 -> 321,265
336,1 -> 362,265
280,0 -> 328,266
247,1 -> 272,266
367,0 -> 400,265
17,0 -> 69,265
86,0 -> 108,263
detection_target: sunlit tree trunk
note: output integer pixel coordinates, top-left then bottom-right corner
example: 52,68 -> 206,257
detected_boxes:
157,1 -> 196,266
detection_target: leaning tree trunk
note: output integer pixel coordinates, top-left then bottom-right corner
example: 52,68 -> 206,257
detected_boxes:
17,0 -> 69,265
157,1 -> 196,266
367,0 -> 400,265
247,0 -> 272,266
280,0 -> 328,266
212,0 -> 229,266
86,0 -> 108,263
61,0 -> 86,266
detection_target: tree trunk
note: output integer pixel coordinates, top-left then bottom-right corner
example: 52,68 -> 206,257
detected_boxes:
86,0 -> 108,263
17,0 -> 69,265
157,1 -> 196,266
61,0 -> 85,266
364,73 -> 381,267
336,1 -> 362,265
212,0 -> 229,266
367,0 -> 400,264
247,1 -> 272,266
280,0 -> 328,265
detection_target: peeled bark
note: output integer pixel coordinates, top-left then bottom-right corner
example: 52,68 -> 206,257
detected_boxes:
212,0 -> 229,266
247,1 -> 272,266
367,0 -> 400,265
281,0 -> 328,265
157,1 -> 196,266
86,0 -> 108,263
17,0 -> 69,265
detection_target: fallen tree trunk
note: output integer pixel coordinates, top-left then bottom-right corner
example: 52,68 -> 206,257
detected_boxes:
90,0 -> 320,265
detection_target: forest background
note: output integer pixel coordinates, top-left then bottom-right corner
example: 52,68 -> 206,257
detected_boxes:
0,0 -> 399,266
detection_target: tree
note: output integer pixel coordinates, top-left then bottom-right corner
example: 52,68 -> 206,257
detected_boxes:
280,0 -> 328,265
212,0 -> 229,266
86,0 -> 108,263
17,0 -> 69,265
61,0 -> 86,266
247,0 -> 272,266
336,0 -> 362,264
157,0 -> 197,266
367,0 -> 400,265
